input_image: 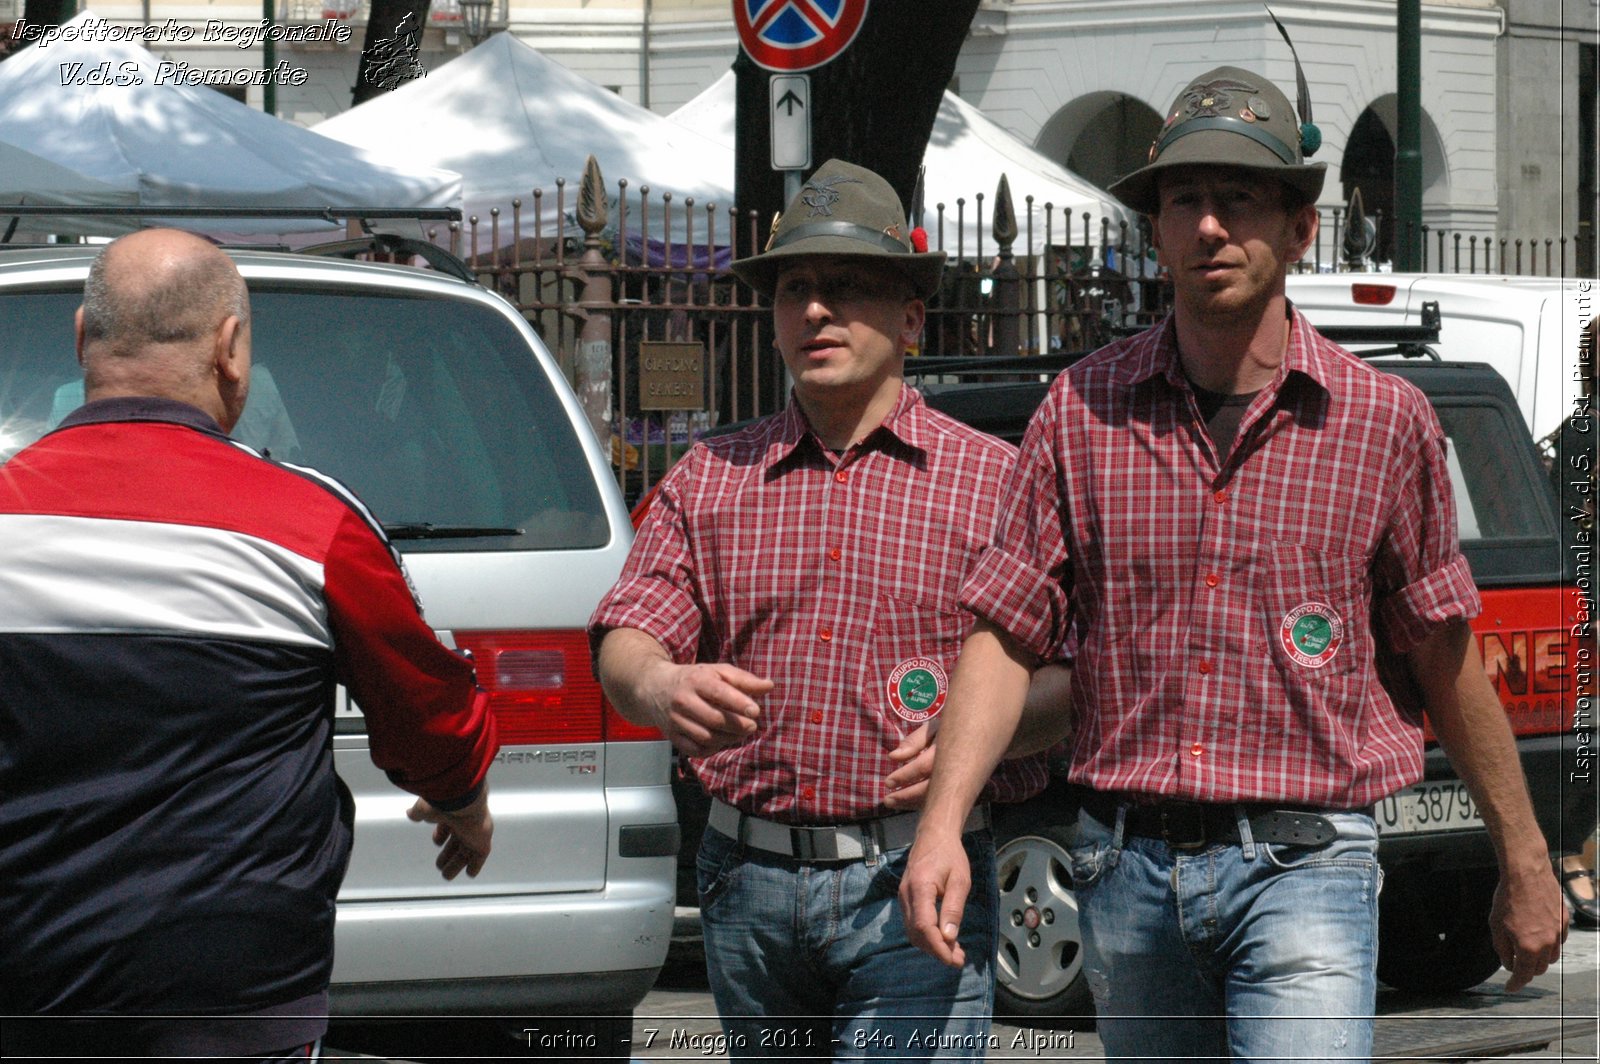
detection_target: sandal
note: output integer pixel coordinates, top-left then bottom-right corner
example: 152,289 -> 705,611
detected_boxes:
1557,863 -> 1600,928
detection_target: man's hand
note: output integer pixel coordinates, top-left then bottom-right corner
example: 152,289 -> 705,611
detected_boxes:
408,787 -> 493,880
636,658 -> 771,758
885,721 -> 937,810
900,826 -> 973,968
1491,858 -> 1569,993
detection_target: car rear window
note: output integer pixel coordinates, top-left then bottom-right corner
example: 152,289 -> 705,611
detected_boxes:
1435,402 -> 1555,545
0,286 -> 608,552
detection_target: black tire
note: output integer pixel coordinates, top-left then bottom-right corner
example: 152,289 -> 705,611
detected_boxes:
1377,864 -> 1503,993
992,822 -> 1095,1025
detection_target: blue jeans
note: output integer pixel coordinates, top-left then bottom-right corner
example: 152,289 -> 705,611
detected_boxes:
1068,805 -> 1381,1064
697,824 -> 998,1062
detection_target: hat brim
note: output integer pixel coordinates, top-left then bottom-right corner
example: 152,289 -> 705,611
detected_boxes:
1108,131 -> 1326,215
731,236 -> 947,302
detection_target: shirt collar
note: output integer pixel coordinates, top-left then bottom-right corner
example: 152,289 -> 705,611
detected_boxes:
54,396 -> 227,437
767,383 -> 929,470
1117,306 -> 1332,394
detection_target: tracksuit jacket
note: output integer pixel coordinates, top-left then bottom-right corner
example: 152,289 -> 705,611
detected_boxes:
0,397 -> 496,1053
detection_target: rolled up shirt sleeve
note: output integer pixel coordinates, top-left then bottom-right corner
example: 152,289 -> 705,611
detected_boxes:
588,462 -> 705,665
1374,396 -> 1482,654
960,398 -> 1074,662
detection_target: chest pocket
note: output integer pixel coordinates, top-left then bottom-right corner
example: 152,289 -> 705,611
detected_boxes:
1261,542 -> 1370,678
864,594 -> 970,731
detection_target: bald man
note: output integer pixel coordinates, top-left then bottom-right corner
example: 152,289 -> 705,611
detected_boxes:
0,230 -> 498,1060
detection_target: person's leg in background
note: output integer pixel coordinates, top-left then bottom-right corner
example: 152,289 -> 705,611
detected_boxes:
1554,756 -> 1599,929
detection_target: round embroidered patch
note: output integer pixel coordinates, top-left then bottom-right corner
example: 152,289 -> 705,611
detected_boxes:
1280,602 -> 1344,669
887,657 -> 948,723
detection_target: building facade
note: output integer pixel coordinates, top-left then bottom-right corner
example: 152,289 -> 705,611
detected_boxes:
4,0 -> 1594,268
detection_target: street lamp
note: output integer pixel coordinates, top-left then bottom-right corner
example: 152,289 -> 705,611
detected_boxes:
458,0 -> 492,47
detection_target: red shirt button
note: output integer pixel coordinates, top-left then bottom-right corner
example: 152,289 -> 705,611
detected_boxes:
819,628 -> 833,642
1197,660 -> 1213,675
1214,489 -> 1227,503
802,787 -> 815,800
835,470 -> 849,484
829,547 -> 842,561
811,711 -> 824,724
1190,743 -> 1204,758
1204,572 -> 1220,588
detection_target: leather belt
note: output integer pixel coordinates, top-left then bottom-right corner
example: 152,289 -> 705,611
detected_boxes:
708,799 -> 989,862
1078,790 -> 1355,850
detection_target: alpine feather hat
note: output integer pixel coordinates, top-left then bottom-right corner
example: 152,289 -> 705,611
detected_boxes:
1108,64 -> 1326,215
730,159 -> 946,301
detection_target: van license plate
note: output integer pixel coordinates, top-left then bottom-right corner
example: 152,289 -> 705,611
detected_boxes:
1376,781 -> 1484,835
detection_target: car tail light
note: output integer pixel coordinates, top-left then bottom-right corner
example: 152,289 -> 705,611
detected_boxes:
453,630 -> 663,745
1351,283 -> 1397,305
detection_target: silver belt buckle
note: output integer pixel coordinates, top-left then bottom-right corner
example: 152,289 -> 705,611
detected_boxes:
791,826 -> 842,861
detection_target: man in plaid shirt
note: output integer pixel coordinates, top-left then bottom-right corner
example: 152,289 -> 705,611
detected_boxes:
902,66 -> 1568,1060
591,160 -> 1066,1060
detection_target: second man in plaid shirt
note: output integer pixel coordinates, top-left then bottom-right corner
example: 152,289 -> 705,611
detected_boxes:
591,159 -> 1068,1060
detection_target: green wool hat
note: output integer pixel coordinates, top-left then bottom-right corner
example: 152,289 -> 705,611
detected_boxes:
1108,65 -> 1326,215
731,159 -> 946,300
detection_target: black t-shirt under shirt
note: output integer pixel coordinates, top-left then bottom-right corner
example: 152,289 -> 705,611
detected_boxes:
1189,380 -> 1260,460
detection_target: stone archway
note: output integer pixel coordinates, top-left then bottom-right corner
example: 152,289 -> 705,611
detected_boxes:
1034,91 -> 1163,193
1339,96 -> 1449,264
1341,108 -> 1396,261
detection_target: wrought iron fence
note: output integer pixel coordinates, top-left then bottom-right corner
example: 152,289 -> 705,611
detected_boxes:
1302,209 -> 1593,278
419,162 -> 1593,502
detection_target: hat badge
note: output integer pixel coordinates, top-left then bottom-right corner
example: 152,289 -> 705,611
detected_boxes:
1183,78 -> 1259,119
800,175 -> 862,218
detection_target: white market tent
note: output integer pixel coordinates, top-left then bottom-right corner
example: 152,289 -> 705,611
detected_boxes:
1,136 -> 138,208
314,33 -> 737,247
668,72 -> 1136,258
0,12 -> 462,236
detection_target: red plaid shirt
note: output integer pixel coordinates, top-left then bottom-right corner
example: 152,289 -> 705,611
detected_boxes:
591,386 -> 1049,823
963,310 -> 1480,809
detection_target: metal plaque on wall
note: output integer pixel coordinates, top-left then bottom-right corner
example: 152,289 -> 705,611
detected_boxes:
638,341 -> 706,411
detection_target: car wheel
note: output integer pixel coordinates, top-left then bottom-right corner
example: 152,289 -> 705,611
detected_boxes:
993,823 -> 1094,1023
1377,865 -> 1503,993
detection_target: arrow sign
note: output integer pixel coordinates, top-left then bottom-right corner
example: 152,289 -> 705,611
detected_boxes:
769,74 -> 811,171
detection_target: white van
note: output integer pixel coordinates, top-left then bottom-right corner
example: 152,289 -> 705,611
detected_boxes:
1286,273 -> 1594,443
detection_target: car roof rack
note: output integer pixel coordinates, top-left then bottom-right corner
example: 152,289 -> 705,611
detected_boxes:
907,301 -> 1444,379
1,204 -> 472,279
1312,300 -> 1442,360
298,232 -> 475,283
1,204 -> 460,245
904,353 -> 1079,378
0,205 -> 461,223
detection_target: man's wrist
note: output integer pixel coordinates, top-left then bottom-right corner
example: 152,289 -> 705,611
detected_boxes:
1500,839 -> 1554,880
918,794 -> 976,837
430,781 -> 485,813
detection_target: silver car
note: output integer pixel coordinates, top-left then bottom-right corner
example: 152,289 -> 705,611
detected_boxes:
0,243 -> 676,1050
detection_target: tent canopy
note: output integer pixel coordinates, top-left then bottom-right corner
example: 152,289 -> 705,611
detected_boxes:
0,136 -> 138,208
0,12 -> 461,236
315,33 -> 736,246
668,72 -> 1136,257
